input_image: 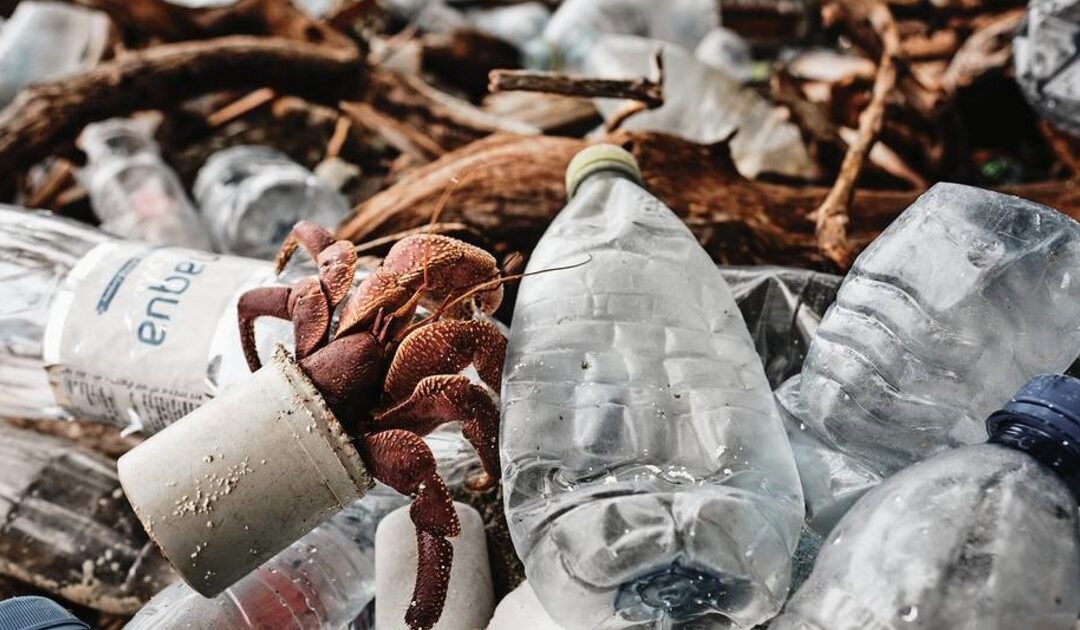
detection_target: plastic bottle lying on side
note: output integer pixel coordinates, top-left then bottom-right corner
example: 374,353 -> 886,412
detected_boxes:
583,35 -> 818,181
193,145 -> 351,260
501,145 -> 804,629
78,117 -> 213,250
0,207 -> 303,432
522,0 -> 719,72
0,1 -> 109,107
772,374 -> 1080,630
124,488 -> 406,630
1014,0 -> 1080,138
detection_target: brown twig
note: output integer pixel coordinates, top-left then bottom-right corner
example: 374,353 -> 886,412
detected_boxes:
340,100 -> 446,161
206,87 -> 277,127
814,0 -> 901,269
24,159 -> 74,209
0,36 -> 362,183
325,115 -> 353,161
489,53 -> 665,109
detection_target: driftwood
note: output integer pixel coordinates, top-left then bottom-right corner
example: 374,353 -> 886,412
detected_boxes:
337,132 -> 1080,269
0,36 -> 362,180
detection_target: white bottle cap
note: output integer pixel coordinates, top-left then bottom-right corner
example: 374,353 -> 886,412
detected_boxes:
564,144 -> 644,198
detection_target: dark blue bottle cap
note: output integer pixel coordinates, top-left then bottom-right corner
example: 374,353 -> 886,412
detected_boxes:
987,374 -> 1080,499
0,597 -> 89,630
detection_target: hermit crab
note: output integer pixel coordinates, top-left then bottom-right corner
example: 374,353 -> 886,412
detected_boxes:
236,221 -> 506,630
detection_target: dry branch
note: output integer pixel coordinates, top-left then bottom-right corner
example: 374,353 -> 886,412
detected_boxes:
0,36 -> 362,181
815,0 -> 901,269
489,67 -> 664,109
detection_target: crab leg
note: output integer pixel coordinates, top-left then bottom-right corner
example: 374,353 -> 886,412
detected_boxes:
359,429 -> 458,630
274,221 -> 358,307
236,277 -> 331,371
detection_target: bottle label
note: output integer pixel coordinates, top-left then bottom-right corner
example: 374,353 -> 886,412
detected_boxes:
42,242 -> 271,433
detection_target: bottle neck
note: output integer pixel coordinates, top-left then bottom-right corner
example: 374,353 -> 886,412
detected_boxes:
572,169 -> 639,199
989,421 -> 1080,501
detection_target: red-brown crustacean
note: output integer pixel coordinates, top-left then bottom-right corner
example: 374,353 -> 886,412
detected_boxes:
236,221 -> 506,630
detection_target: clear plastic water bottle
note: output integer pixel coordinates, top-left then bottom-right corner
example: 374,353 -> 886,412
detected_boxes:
1014,0 -> 1080,137
772,374 -> 1080,630
695,27 -> 755,83
0,1 -> 109,107
522,0 -> 720,72
583,36 -> 817,181
501,145 -> 804,629
193,145 -> 351,260
792,183 -> 1080,479
0,206 -> 300,432
124,488 -> 407,630
78,118 -> 213,250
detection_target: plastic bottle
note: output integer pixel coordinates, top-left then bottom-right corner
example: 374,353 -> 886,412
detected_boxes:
583,36 -> 817,180
0,1 -> 109,107
792,183 -> 1080,479
0,206 -> 300,431
1014,0 -> 1080,138
124,488 -> 407,630
501,145 -> 804,629
522,0 -> 720,72
193,145 -> 351,260
78,118 -> 213,250
694,27 -> 755,83
771,374 -> 1080,630
0,596 -> 90,630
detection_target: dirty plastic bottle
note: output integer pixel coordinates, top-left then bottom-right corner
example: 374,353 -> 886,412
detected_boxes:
78,118 -> 213,250
501,145 -> 804,629
584,36 -> 817,181
124,488 -> 406,630
0,206 -> 303,431
193,145 -> 351,260
0,1 -> 109,107
1014,0 -> 1080,138
522,0 -> 720,72
772,374 -> 1080,630
0,424 -> 175,615
792,183 -> 1080,479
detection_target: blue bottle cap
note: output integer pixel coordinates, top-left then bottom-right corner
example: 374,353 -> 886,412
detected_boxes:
987,374 -> 1080,445
0,597 -> 89,630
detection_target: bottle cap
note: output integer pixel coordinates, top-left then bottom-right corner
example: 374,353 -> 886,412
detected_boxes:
987,374 -> 1080,446
0,597 -> 89,630
564,144 -> 644,198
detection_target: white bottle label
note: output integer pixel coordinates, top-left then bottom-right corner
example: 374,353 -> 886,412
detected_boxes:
42,242 -> 271,433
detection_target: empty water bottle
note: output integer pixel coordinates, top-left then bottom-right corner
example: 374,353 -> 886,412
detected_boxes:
78,118 -> 213,250
0,207 -> 312,431
501,145 -> 804,629
124,488 -> 406,630
584,36 -> 817,180
193,146 -> 351,259
772,374 -> 1080,630
1014,0 -> 1080,137
522,0 -> 720,72
0,1 -> 109,107
695,27 -> 755,83
791,183 -> 1080,478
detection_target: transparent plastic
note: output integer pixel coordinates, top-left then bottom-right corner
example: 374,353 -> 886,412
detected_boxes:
124,488 -> 407,630
771,444 -> 1080,630
0,1 -> 109,107
193,146 -> 350,260
1014,0 -> 1080,137
78,118 -> 213,250
694,27 -> 755,83
793,183 -> 1080,477
522,0 -> 719,72
501,170 -> 804,629
584,36 -> 817,180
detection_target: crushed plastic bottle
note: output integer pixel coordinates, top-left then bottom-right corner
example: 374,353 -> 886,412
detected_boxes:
78,118 -> 213,250
193,145 -> 351,260
0,1 -> 109,107
584,36 -> 818,180
391,0 -> 552,49
0,424 -> 175,615
124,488 -> 406,630
522,0 -> 720,72
772,374 -> 1080,630
1014,0 -> 1080,138
695,27 -> 756,83
791,183 -> 1080,479
501,145 -> 804,629
0,206 -> 309,431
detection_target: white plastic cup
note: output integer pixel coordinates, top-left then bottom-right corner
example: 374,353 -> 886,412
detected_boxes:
117,345 -> 372,596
